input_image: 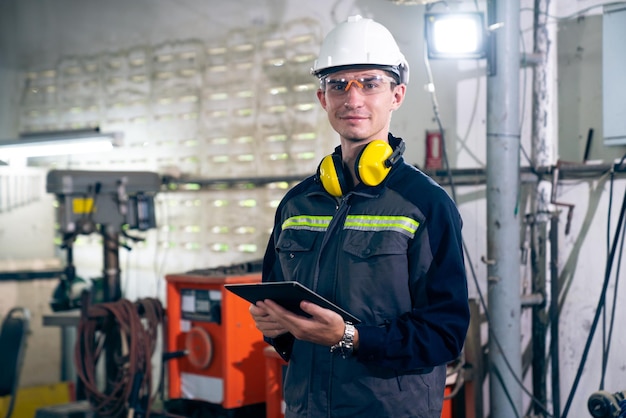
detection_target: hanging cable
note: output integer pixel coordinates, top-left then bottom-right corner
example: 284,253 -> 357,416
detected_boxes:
74,297 -> 165,417
561,161 -> 626,418
601,203 -> 625,388
601,154 -> 626,389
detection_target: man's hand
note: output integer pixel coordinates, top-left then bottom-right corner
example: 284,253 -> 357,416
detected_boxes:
250,299 -> 356,348
249,301 -> 289,338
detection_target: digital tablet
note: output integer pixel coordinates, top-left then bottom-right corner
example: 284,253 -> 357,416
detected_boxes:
224,281 -> 361,324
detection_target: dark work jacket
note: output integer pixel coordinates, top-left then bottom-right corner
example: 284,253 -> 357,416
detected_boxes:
263,134 -> 470,418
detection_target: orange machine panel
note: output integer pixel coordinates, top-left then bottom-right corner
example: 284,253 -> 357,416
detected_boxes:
166,273 -> 266,410
264,346 -> 288,418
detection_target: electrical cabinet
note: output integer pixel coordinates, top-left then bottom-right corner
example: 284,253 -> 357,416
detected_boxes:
165,272 -> 266,412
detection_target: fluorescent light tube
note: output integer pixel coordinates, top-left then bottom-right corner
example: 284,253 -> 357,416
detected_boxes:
0,129 -> 122,162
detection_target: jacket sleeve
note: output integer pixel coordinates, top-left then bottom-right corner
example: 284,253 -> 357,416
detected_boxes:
355,194 -> 470,371
260,215 -> 295,362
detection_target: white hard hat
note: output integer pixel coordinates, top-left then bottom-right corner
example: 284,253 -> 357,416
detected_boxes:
311,15 -> 409,84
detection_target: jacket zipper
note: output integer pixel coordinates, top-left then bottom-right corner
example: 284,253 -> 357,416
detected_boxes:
325,194 -> 351,417
312,194 -> 350,292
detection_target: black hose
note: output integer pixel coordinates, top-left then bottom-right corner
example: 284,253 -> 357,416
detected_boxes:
561,183 -> 626,417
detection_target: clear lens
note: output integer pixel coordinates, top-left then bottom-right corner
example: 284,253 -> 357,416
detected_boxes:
323,75 -> 395,96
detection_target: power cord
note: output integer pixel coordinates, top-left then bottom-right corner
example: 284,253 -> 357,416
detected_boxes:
74,298 -> 165,417
601,154 -> 626,389
561,155 -> 626,417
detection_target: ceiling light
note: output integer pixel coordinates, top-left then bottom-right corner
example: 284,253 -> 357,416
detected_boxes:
0,128 -> 122,163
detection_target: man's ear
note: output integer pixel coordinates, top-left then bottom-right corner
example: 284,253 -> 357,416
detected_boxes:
391,84 -> 406,110
317,88 -> 328,110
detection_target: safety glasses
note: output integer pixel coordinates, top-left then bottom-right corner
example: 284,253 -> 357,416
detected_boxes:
322,74 -> 397,96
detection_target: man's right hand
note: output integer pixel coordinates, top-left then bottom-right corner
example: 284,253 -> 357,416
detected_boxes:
250,299 -> 347,347
249,301 -> 290,338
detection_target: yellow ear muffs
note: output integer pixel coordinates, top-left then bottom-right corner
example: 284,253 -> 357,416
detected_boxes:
355,140 -> 394,186
317,154 -> 351,197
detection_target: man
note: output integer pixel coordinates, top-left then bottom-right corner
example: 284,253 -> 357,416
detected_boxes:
250,15 -> 470,418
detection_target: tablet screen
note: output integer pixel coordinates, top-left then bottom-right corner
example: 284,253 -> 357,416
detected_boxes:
224,281 -> 361,324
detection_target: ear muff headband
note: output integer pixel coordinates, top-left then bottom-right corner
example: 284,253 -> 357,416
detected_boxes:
318,154 -> 349,197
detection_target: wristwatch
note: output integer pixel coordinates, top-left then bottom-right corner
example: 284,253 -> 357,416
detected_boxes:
330,321 -> 355,358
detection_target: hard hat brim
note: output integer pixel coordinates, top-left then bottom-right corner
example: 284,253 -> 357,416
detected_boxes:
312,64 -> 402,84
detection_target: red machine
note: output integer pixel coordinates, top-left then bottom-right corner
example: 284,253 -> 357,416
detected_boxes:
264,346 -> 288,418
165,272 -> 266,412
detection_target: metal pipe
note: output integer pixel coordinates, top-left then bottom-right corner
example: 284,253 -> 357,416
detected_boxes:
530,0 -> 557,414
486,0 -> 523,416
531,213 -> 549,413
550,214 -> 561,417
101,224 -> 121,302
162,162 -> 626,191
521,292 -> 545,307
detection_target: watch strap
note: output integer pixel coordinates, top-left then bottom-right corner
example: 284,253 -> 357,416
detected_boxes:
330,321 -> 355,358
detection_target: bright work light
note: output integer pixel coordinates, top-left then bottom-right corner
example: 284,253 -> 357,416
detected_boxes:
0,128 -> 121,164
424,12 -> 487,59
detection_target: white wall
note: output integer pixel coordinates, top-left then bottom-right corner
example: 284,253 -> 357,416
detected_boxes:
0,0 -> 624,416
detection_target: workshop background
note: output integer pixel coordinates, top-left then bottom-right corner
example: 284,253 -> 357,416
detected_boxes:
0,0 -> 625,417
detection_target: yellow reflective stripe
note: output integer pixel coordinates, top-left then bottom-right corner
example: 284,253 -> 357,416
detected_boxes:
282,215 -> 332,231
281,214 -> 419,237
344,215 -> 419,237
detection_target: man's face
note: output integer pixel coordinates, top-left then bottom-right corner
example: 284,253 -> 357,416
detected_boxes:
317,68 -> 406,144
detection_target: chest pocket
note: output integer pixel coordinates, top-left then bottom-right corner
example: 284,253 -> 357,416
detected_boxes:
342,213 -> 418,259
276,229 -> 320,284
343,229 -> 409,259
277,228 -> 317,252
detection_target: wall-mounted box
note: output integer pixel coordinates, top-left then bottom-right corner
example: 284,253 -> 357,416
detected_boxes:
603,5 -> 626,146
